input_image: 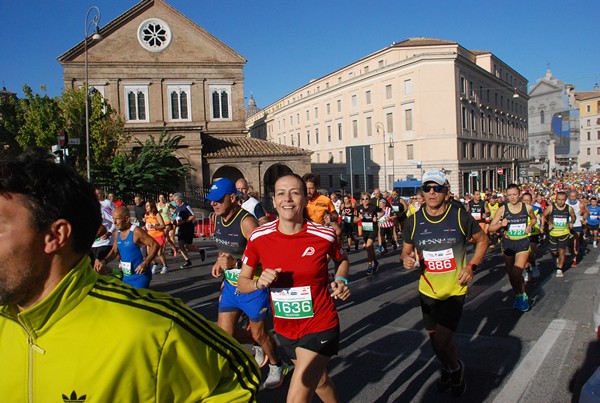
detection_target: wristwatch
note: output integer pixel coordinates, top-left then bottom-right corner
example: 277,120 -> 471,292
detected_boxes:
466,263 -> 477,273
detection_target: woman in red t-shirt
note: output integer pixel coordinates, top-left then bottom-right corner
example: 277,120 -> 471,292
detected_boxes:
238,173 -> 350,402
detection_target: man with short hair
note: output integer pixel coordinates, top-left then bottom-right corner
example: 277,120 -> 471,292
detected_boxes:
236,178 -> 270,226
401,169 -> 488,397
302,173 -> 338,225
567,189 -> 588,267
133,195 -> 146,226
173,193 -> 206,268
542,191 -> 576,277
208,178 -> 287,389
95,206 -> 159,289
0,154 -> 260,401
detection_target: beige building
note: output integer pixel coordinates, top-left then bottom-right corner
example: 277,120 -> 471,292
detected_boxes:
247,38 -> 529,195
58,0 -> 310,200
576,86 -> 600,168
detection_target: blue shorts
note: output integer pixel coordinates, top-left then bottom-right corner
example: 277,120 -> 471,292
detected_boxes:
219,281 -> 270,322
572,226 -> 584,234
123,271 -> 151,289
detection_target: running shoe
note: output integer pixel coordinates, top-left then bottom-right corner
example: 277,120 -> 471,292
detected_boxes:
437,368 -> 452,392
180,260 -> 192,269
366,264 -> 374,276
354,240 -> 359,251
200,249 -> 206,262
516,294 -> 529,312
556,269 -> 564,278
151,264 -> 160,275
594,241 -> 598,248
530,266 -> 540,279
372,261 -> 380,274
252,345 -> 268,368
512,296 -> 520,310
522,269 -> 530,283
393,242 -> 398,251
376,245 -> 384,254
450,360 -> 466,397
345,247 -> 351,254
263,362 -> 288,389
160,266 -> 168,274
571,259 -> 577,268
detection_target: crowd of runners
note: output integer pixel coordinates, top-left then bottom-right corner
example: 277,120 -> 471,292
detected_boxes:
3,148 -> 600,402
90,167 -> 600,400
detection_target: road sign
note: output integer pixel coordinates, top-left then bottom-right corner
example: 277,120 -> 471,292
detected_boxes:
58,131 -> 66,147
497,168 -> 504,174
68,138 -> 81,145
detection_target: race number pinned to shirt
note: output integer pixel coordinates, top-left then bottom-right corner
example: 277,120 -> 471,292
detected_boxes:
554,217 -> 568,228
423,249 -> 457,274
271,286 -> 314,319
343,216 -> 352,223
224,268 -> 241,285
508,223 -> 527,237
471,212 -> 482,221
362,221 -> 374,232
119,261 -> 132,276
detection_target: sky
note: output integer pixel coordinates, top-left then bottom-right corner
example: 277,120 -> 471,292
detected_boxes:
1,0 -> 599,109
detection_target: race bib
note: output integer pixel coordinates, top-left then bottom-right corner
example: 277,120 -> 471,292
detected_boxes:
554,217 -> 568,228
508,223 -> 526,237
423,249 -> 457,273
590,215 -> 599,221
362,221 -> 374,232
343,215 -> 352,223
119,261 -> 132,276
392,205 -> 400,212
224,268 -> 240,284
471,212 -> 482,221
271,286 -> 314,319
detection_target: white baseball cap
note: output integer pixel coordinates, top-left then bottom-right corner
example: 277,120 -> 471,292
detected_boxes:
422,170 -> 447,186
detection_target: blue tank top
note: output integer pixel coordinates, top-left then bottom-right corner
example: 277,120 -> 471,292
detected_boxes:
588,205 -> 600,226
117,228 -> 144,276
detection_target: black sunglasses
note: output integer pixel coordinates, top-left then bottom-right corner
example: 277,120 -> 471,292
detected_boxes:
422,184 -> 445,193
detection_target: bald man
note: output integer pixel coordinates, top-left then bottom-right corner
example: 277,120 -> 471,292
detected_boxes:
236,178 -> 270,226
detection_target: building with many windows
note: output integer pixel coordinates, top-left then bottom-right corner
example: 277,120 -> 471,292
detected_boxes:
58,0 -> 309,197
576,85 -> 600,168
247,38 -> 529,195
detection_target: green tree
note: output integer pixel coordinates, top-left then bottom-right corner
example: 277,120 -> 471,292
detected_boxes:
17,85 -> 63,150
60,87 -> 128,177
99,132 -> 191,195
0,90 -> 23,156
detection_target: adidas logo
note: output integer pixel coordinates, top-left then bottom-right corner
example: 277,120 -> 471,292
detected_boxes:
62,391 -> 86,402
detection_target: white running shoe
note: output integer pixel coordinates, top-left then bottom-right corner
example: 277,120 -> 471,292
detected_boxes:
594,241 -> 598,248
151,264 -> 160,274
160,266 -> 168,274
252,345 -> 268,368
263,362 -> 288,389
556,269 -> 564,278
531,266 -> 540,279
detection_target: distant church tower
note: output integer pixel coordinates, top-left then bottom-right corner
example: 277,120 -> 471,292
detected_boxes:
245,94 -> 261,119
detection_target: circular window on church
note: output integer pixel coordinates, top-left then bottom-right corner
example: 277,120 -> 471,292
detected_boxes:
137,18 -> 172,52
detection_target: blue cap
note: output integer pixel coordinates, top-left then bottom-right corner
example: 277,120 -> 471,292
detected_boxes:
206,178 -> 237,202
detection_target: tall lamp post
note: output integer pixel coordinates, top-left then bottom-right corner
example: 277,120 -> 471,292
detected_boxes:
84,6 -> 102,181
375,122 -> 386,189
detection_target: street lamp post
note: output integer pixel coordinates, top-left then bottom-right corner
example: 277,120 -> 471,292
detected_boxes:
376,122 -> 386,189
84,6 -> 102,181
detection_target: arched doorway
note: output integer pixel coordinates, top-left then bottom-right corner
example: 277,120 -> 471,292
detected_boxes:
212,166 -> 244,183
262,164 -> 293,211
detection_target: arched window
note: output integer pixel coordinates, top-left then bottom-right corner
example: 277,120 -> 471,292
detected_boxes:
124,85 -> 149,122
168,85 -> 191,121
209,84 -> 233,121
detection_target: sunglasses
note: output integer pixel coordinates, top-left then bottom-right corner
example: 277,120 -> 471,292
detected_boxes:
361,198 -> 370,201
422,184 -> 445,193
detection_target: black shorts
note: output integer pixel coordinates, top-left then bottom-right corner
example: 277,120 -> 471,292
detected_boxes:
588,224 -> 600,232
501,237 -> 530,257
420,293 -> 465,332
341,221 -> 354,238
548,233 -> 571,252
362,230 -> 378,242
178,224 -> 195,244
528,234 -> 540,244
277,326 -> 340,360
380,226 -> 394,239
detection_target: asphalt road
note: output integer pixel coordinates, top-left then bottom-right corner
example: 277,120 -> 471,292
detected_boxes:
149,237 -> 600,403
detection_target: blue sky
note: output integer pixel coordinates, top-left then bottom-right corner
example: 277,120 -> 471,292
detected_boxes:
1,0 -> 599,108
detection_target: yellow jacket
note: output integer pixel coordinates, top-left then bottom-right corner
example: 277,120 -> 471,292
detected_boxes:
0,257 -> 260,402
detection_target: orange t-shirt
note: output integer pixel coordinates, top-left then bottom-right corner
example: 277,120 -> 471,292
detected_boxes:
145,214 -> 164,238
306,195 -> 336,224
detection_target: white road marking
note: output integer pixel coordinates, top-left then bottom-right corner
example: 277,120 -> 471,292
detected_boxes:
584,255 -> 600,274
493,319 -> 575,403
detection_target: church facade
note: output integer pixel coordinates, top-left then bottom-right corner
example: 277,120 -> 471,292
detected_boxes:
58,0 -> 310,200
